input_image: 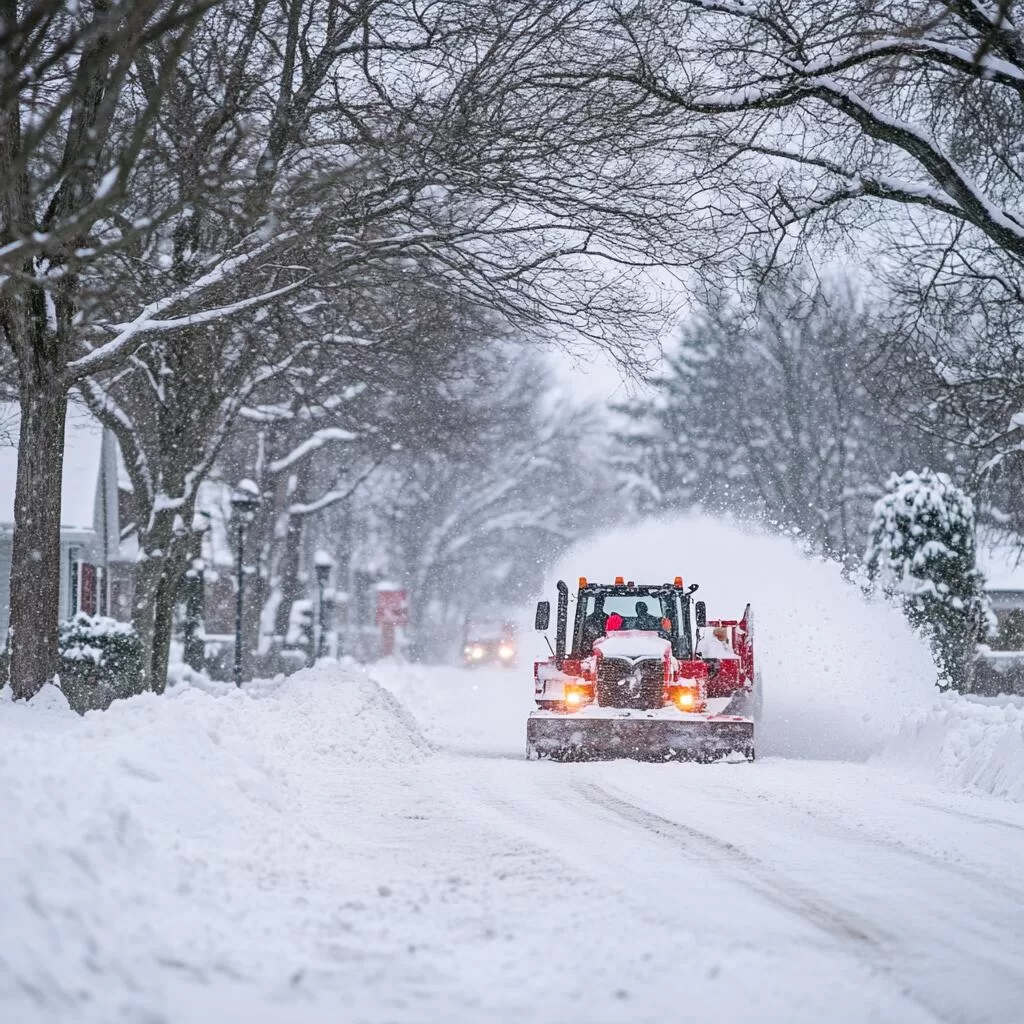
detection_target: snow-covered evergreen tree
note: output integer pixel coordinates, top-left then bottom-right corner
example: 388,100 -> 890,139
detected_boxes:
865,470 -> 991,691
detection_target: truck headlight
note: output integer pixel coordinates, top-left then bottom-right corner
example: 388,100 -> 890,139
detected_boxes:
498,644 -> 515,660
563,683 -> 591,708
668,685 -> 699,710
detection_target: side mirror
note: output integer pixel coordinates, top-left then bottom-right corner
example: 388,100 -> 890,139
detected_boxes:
695,600 -> 707,628
535,600 -> 551,631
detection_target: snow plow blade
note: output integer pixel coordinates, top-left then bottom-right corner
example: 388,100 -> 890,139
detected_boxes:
526,714 -> 754,762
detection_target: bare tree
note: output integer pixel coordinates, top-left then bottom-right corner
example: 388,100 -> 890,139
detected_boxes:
222,269 -> 504,674
74,0 -> 708,690
559,1 -> 1024,545
615,275 -> 937,560
345,347 -> 614,660
587,1 -> 1024,271
0,0 -> 229,697
866,291 -> 1024,535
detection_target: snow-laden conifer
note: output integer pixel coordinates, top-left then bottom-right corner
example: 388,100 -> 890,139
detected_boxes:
865,470 -> 992,691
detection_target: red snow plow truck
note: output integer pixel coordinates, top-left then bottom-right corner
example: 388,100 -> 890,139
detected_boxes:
527,577 -> 759,761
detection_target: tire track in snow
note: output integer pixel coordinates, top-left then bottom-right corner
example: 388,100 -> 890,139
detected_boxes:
568,778 -> 965,1024
570,778 -> 884,948
910,798 -> 1024,834
651,773 -> 1024,907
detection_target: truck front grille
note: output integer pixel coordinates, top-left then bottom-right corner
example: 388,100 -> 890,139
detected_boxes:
596,658 -> 664,710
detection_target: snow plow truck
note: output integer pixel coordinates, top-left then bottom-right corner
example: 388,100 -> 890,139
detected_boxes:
527,577 -> 759,761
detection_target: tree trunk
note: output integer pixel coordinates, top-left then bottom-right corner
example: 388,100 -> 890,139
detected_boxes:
8,385 -> 68,698
150,556 -> 184,693
131,556 -> 162,693
269,458 -> 310,639
131,509 -> 193,695
272,513 -> 304,637
181,549 -> 206,673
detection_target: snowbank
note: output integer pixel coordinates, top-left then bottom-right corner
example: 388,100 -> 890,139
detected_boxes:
0,664 -> 428,1021
880,695 -> 1024,802
544,515 -> 940,759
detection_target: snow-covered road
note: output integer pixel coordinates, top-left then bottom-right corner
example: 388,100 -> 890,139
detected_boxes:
3,661 -> 1024,1023
376,663 -> 1024,1024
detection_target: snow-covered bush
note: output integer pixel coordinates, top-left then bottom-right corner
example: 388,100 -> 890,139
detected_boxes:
58,614 -> 144,713
865,470 -> 991,691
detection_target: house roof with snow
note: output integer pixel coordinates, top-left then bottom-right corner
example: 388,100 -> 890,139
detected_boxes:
0,401 -> 111,535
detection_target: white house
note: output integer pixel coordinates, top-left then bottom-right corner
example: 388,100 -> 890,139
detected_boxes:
978,538 -> 1024,650
975,535 -> 1024,696
0,402 -> 122,639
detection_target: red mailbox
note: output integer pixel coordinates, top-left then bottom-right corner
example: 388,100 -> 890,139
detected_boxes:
375,586 -> 408,657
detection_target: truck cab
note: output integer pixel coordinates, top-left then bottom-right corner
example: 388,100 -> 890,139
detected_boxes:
533,576 -> 754,716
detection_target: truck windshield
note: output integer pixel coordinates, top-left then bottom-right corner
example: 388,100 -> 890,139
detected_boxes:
582,595 -> 671,629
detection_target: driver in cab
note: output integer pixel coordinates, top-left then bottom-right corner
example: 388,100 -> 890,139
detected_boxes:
627,600 -> 663,631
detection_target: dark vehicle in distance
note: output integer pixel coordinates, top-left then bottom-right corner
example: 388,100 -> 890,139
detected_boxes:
462,620 -> 517,668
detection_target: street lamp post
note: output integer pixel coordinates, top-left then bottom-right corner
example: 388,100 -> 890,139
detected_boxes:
314,550 -> 335,661
231,480 -> 261,687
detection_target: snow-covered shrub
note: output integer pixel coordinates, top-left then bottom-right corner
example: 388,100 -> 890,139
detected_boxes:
865,470 -> 992,691
58,614 -> 144,713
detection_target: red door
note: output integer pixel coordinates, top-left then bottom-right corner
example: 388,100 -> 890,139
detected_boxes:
80,563 -> 97,616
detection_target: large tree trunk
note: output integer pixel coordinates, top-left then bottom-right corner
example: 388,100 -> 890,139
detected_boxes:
0,15 -> 67,700
8,384 -> 68,698
131,508 -> 193,694
150,555 -> 184,693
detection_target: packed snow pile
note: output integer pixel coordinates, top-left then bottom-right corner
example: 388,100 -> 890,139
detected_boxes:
545,514 -> 940,759
880,695 -> 1024,802
0,663 -> 428,1021
161,660 -> 431,766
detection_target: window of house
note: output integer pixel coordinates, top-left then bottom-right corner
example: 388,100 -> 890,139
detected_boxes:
991,607 -> 1024,652
68,548 -> 79,616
